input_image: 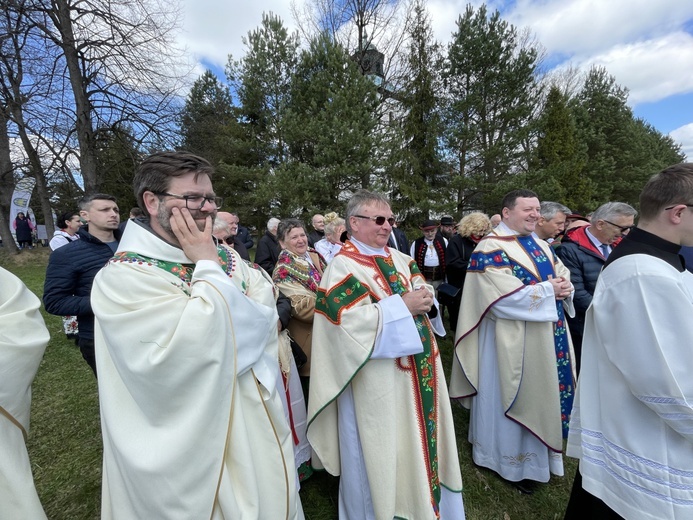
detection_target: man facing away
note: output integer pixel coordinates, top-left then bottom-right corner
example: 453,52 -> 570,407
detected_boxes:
91,151 -> 303,519
565,163 -> 693,520
556,202 -> 636,372
307,189 -> 464,520
450,189 -> 576,494
43,193 -> 121,376
0,267 -> 50,519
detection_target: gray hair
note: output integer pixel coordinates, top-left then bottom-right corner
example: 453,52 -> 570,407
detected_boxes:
591,202 -> 638,223
540,201 -> 571,220
277,218 -> 305,243
267,217 -> 280,232
213,218 -> 231,236
345,189 -> 390,233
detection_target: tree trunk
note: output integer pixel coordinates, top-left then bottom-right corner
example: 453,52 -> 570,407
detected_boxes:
0,110 -> 19,253
52,0 -> 99,194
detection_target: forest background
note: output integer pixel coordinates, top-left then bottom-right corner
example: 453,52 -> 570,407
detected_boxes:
0,0 -> 686,248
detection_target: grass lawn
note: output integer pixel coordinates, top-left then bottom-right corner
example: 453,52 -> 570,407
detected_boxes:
2,248 -> 575,519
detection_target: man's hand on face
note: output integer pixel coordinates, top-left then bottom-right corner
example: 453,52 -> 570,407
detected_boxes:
170,207 -> 219,264
401,286 -> 434,316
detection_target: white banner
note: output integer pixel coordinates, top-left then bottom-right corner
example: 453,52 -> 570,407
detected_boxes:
11,177 -> 36,223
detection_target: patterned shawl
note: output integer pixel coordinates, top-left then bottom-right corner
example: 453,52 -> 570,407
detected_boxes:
272,248 -> 326,293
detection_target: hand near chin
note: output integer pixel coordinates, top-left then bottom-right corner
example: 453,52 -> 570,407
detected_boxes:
170,207 -> 219,264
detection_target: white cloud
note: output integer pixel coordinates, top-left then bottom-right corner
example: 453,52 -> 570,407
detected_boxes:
671,124 -> 693,161
566,31 -> 693,105
507,0 -> 693,57
178,0 -> 296,69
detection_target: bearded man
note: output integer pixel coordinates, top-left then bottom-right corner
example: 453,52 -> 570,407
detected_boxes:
91,151 -> 303,519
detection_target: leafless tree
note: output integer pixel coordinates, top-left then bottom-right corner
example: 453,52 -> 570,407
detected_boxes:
25,0 -> 191,193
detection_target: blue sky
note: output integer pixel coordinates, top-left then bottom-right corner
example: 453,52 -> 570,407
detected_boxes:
178,0 -> 693,159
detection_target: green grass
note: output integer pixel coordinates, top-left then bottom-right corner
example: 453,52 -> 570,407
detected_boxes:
2,248 -> 575,519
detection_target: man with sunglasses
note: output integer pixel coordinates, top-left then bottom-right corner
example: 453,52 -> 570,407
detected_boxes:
90,152 -> 303,519
556,201 -> 637,372
308,189 -> 465,520
565,163 -> 693,520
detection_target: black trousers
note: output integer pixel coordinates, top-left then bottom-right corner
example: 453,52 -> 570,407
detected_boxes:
78,337 -> 98,378
564,469 -> 624,520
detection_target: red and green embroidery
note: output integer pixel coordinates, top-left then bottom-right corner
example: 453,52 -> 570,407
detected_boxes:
315,274 -> 370,324
374,256 -> 441,512
111,246 -> 244,293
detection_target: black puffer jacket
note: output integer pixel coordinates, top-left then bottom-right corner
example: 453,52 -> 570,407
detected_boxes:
43,226 -> 121,341
555,226 -> 606,337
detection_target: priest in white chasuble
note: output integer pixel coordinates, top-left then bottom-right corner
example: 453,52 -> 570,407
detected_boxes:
0,267 -> 50,519
308,189 -> 464,520
451,189 -> 576,495
92,151 -> 303,520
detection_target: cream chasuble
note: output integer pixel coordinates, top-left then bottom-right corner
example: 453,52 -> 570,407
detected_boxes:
92,221 -> 303,520
0,267 -> 49,519
307,240 -> 463,520
451,223 -> 576,482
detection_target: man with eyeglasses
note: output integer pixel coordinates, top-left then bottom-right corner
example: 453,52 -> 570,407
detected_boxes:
565,163 -> 693,520
556,201 -> 637,372
307,189 -> 465,520
451,189 -> 576,495
90,151 -> 303,519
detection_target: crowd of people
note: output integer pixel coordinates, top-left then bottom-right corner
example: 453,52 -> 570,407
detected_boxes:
4,151 -> 693,519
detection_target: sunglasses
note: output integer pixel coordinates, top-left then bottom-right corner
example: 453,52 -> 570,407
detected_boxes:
353,215 -> 395,226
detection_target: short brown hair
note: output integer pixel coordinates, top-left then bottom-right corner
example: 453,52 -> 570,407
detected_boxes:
501,189 -> 538,212
133,151 -> 214,212
639,163 -> 693,222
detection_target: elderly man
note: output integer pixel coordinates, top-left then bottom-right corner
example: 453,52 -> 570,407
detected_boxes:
451,189 -> 575,495
255,217 -> 281,274
215,211 -> 250,260
307,214 -> 325,247
91,151 -> 302,520
535,201 -> 571,242
308,190 -> 464,520
556,202 -> 636,372
43,193 -> 121,376
0,267 -> 50,519
565,163 -> 693,519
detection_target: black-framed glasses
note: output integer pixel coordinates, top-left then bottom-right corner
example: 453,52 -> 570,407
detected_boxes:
154,192 -> 222,210
602,219 -> 633,234
664,204 -> 693,211
353,214 -> 395,226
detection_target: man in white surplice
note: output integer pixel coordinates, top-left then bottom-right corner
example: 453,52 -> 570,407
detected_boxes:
450,189 -> 576,494
565,163 -> 693,519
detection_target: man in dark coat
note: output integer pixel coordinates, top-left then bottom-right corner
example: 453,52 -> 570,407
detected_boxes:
556,201 -> 636,372
43,194 -> 121,376
255,217 -> 281,274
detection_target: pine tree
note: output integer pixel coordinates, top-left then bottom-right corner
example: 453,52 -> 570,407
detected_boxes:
443,4 -> 540,213
279,33 -> 380,217
387,0 -> 445,225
